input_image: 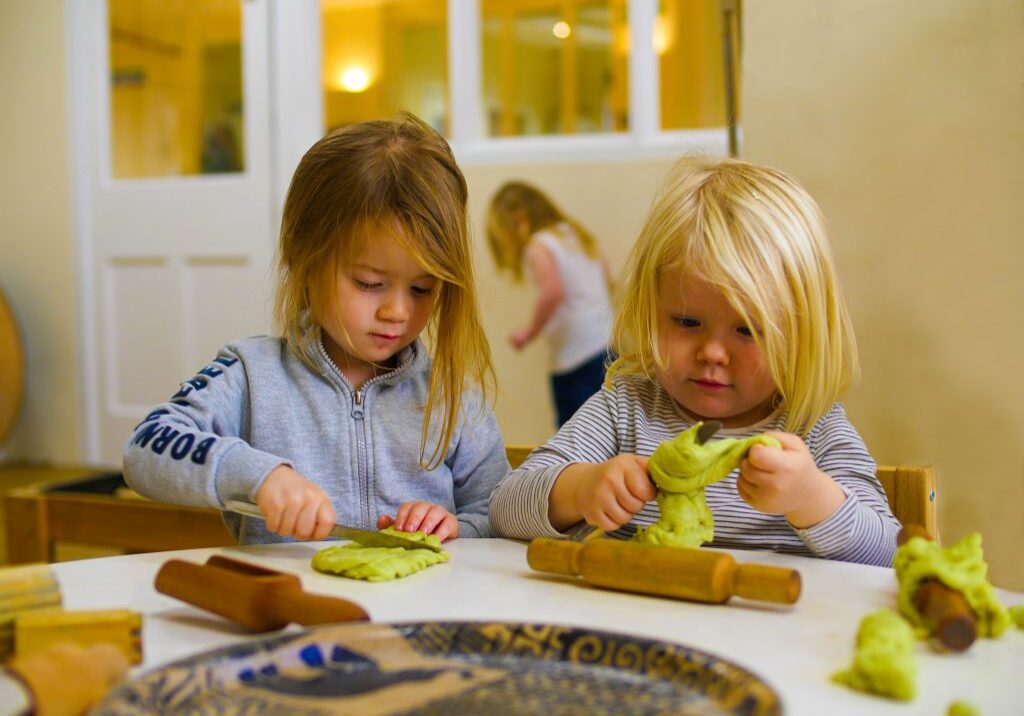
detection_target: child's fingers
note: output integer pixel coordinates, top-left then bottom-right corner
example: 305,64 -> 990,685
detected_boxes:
588,498 -> 632,531
613,481 -> 647,514
377,514 -> 395,530
260,503 -> 282,533
736,477 -> 757,506
767,430 -> 805,451
397,501 -> 432,532
746,445 -> 784,473
623,468 -> 656,502
417,505 -> 448,535
275,499 -> 303,537
291,505 -> 316,540
310,500 -> 337,541
433,514 -> 459,542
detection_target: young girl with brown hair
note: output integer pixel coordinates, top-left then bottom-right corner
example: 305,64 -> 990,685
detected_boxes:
124,114 -> 508,544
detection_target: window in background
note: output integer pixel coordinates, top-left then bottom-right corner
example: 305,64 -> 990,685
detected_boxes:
321,0 -> 448,134
658,0 -> 732,130
481,0 -> 627,137
108,0 -> 244,178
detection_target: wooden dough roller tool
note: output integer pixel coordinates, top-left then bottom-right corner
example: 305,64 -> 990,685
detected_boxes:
155,555 -> 369,632
897,524 -> 976,651
528,538 -> 801,605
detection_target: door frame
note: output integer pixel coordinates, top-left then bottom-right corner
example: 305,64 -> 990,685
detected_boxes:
66,0 -> 323,463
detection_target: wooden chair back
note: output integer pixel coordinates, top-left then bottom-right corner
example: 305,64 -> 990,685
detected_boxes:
505,446 -> 937,542
875,464 -> 937,541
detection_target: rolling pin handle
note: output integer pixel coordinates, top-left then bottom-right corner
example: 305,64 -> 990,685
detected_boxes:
913,579 -> 977,652
732,564 -> 802,604
526,538 -> 583,576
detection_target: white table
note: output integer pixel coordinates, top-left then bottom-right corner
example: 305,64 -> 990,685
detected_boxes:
53,539 -> 1023,715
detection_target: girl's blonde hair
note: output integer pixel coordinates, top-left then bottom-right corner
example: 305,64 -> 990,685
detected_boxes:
486,181 -> 599,281
610,156 -> 859,435
275,112 -> 493,468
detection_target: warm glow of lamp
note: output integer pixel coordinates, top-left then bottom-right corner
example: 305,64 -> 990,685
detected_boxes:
653,16 -> 671,55
552,21 -> 571,39
338,67 -> 370,93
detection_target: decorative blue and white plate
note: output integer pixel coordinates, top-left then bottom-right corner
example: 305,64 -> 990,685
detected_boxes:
95,621 -> 781,715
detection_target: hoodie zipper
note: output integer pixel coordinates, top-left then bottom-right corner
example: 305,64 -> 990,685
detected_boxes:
350,389 -> 369,528
318,335 -> 419,530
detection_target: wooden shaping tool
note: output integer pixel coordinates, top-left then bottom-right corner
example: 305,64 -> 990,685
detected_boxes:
155,554 -> 369,632
0,563 -> 63,662
14,608 -> 142,664
897,524 -> 976,651
528,538 -> 801,605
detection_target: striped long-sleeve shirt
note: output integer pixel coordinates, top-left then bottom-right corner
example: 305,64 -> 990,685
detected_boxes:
489,375 -> 900,566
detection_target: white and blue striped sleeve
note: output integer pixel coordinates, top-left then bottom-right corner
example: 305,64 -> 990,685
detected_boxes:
793,404 -> 901,566
488,385 -> 622,540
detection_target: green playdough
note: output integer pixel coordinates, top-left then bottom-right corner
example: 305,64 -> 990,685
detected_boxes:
633,422 -> 780,548
1007,604 -> 1024,629
946,701 -> 980,716
893,533 -> 1010,638
832,608 -> 916,701
311,528 -> 449,582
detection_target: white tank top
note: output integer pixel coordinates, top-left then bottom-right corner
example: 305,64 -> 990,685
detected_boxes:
532,224 -> 613,373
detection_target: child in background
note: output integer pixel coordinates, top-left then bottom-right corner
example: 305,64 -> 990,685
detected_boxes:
490,156 -> 900,566
124,113 -> 508,544
487,182 -> 614,426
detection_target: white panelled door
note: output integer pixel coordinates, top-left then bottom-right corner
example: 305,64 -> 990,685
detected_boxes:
69,0 -> 275,464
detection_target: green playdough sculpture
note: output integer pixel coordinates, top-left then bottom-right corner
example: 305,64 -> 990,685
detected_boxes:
311,528 -> 449,582
832,608 -> 917,701
894,532 -> 1010,638
1008,604 -> 1024,629
633,421 -> 780,548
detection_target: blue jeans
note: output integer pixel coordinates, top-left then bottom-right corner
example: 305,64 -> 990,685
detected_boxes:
550,350 -> 611,427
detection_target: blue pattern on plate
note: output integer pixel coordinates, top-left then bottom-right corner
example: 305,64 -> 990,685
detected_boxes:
94,621 -> 781,715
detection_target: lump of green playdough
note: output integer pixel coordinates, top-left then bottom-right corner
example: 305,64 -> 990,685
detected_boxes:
832,608 -> 916,701
894,533 -> 1010,638
946,701 -> 979,716
633,422 -> 780,548
311,528 -> 449,582
1007,604 -> 1024,629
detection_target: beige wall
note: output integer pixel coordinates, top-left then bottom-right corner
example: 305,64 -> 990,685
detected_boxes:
0,1 -> 81,464
465,160 -> 672,444
742,0 -> 1024,589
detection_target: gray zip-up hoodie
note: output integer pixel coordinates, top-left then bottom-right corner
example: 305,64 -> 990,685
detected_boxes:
123,335 -> 509,543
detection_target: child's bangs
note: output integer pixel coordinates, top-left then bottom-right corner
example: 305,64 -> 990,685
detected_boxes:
682,225 -> 776,340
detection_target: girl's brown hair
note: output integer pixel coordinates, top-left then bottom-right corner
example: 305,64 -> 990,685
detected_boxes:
486,181 -> 599,282
275,113 -> 493,468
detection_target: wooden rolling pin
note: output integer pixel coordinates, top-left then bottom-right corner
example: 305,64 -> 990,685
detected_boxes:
897,524 -> 976,651
155,555 -> 368,632
528,538 -> 801,605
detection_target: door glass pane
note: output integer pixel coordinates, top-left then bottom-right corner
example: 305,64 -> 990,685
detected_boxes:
658,0 -> 734,130
108,0 -> 245,178
322,0 -> 448,135
481,0 -> 627,137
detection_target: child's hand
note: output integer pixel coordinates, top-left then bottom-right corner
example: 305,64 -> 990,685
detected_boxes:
255,465 -> 337,541
549,455 -> 655,532
737,432 -> 846,528
509,327 -> 531,350
377,501 -> 459,542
